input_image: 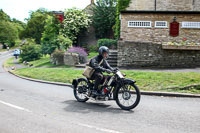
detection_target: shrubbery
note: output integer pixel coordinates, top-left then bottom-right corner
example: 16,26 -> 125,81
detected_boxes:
97,39 -> 117,49
67,47 -> 88,63
20,39 -> 42,62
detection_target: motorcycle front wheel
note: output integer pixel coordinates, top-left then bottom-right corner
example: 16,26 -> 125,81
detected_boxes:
116,82 -> 140,110
73,79 -> 89,102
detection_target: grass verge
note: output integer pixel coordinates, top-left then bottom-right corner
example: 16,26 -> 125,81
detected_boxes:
12,68 -> 200,94
3,57 -> 15,68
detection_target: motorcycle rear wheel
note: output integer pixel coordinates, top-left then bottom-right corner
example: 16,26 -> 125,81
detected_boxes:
73,79 -> 89,102
116,83 -> 140,110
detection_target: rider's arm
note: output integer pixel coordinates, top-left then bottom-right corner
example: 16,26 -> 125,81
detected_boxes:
90,58 -> 106,72
104,60 -> 114,71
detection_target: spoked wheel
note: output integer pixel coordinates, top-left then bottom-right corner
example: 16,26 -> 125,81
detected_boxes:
116,83 -> 140,110
73,79 -> 89,102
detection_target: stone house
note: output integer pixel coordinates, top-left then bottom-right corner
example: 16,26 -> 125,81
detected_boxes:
77,0 -> 98,47
118,0 -> 200,68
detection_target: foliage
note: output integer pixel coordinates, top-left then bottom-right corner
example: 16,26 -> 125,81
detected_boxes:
0,20 -> 18,47
41,15 -> 60,43
67,46 -> 88,63
67,47 -> 88,56
89,45 -> 98,52
0,9 -> 11,21
114,0 -> 131,39
57,34 -> 72,51
92,0 -> 117,39
20,40 -> 42,62
41,15 -> 60,55
0,9 -> 25,47
97,38 -> 117,48
21,8 -> 49,44
41,40 -> 58,55
88,52 -> 98,59
164,38 -> 200,46
61,8 -> 92,44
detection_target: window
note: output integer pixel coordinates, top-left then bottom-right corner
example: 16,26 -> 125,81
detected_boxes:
182,22 -> 200,28
155,21 -> 168,28
128,21 -> 152,28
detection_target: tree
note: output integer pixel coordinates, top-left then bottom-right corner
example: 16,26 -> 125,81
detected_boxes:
92,0 -> 117,39
20,39 -> 42,62
0,20 -> 18,47
41,15 -> 72,55
0,9 -> 11,21
21,8 -> 49,44
41,15 -> 60,55
61,8 -> 92,44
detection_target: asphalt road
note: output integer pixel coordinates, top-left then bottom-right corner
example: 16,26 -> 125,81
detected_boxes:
0,52 -> 200,133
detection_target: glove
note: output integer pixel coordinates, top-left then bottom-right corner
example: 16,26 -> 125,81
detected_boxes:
105,69 -> 112,74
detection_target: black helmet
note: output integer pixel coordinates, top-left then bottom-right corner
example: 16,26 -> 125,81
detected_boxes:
98,46 -> 109,59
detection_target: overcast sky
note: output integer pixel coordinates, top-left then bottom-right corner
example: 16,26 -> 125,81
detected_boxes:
0,0 -> 91,22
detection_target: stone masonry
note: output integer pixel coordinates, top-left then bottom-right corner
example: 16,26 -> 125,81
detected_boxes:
118,41 -> 200,68
127,0 -> 200,11
120,12 -> 200,44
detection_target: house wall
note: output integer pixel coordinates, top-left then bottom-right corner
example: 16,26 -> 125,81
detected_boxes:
120,12 -> 200,44
126,0 -> 200,11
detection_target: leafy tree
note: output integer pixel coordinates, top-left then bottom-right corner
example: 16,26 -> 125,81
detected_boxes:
61,8 -> 92,44
41,15 -> 60,55
0,20 -> 18,47
57,34 -> 72,51
92,0 -> 117,39
21,8 -> 49,44
0,9 -> 11,21
20,39 -> 42,62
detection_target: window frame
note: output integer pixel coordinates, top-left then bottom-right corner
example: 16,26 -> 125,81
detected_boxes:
155,21 -> 168,28
128,21 -> 152,28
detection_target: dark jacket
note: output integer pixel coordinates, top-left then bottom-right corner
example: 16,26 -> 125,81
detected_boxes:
89,55 -> 113,73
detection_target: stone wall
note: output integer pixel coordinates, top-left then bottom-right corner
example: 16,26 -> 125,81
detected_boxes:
118,41 -> 200,68
126,0 -> 200,11
120,12 -> 200,44
127,0 -> 155,11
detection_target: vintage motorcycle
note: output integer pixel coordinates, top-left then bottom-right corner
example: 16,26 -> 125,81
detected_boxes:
72,69 -> 141,110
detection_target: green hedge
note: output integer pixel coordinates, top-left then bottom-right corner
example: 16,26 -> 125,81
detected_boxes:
97,39 -> 117,49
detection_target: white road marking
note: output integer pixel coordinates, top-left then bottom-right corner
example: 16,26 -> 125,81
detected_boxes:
0,100 -> 32,113
76,122 -> 124,133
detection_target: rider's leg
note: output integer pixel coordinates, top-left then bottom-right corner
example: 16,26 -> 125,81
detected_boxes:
94,73 -> 103,93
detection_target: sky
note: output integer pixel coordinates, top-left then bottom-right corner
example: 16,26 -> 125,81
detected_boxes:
0,0 -> 91,22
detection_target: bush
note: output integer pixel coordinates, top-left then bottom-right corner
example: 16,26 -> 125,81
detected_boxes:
89,45 -> 98,52
51,50 -> 64,65
97,39 -> 117,49
20,41 -> 42,62
67,47 -> 88,64
57,35 -> 72,51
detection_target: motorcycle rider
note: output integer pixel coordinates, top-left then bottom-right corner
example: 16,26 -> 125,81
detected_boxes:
89,46 -> 114,95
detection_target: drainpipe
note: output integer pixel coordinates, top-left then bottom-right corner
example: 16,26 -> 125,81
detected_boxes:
155,0 -> 157,11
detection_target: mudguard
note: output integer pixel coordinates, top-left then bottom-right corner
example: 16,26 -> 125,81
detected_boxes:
72,78 -> 88,89
123,78 -> 136,84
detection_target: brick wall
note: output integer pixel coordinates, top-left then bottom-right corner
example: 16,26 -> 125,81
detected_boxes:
118,41 -> 200,68
120,12 -> 200,44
